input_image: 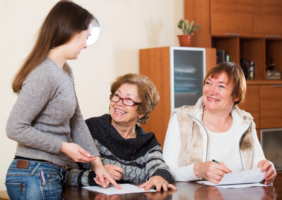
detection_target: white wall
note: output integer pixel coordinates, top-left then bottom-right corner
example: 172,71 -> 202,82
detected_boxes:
0,0 -> 183,190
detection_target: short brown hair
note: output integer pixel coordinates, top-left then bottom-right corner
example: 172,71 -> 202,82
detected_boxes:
203,62 -> 246,105
111,74 -> 159,124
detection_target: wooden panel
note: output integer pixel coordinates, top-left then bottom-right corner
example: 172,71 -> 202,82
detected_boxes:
211,0 -> 253,36
0,191 -> 9,200
139,47 -> 171,147
184,0 -> 211,48
240,38 -> 265,80
265,39 -> 282,75
238,85 -> 260,128
253,0 -> 282,37
247,80 -> 282,85
260,85 -> 282,128
205,48 -> 217,73
212,37 -> 240,64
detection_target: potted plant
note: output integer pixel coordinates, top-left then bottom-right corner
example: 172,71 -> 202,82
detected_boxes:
177,19 -> 200,47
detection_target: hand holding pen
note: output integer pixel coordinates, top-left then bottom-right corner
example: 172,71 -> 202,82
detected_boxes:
193,159 -> 232,184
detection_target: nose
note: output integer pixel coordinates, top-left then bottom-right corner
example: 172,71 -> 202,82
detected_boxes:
209,84 -> 217,94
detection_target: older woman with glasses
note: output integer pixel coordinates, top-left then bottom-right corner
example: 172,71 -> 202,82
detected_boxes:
65,73 -> 176,191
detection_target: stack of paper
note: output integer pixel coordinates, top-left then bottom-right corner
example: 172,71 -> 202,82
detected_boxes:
197,168 -> 267,188
83,184 -> 156,195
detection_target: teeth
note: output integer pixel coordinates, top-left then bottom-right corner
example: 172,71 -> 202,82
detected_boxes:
208,97 -> 219,102
115,109 -> 126,114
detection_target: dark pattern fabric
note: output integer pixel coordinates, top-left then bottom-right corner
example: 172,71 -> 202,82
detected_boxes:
65,114 -> 172,186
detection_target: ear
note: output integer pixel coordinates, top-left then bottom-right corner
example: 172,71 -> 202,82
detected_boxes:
139,113 -> 145,119
234,96 -> 240,103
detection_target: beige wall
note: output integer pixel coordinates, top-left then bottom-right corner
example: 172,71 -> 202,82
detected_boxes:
0,0 -> 184,190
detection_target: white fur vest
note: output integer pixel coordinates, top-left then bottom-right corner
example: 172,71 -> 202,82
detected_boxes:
171,97 -> 255,171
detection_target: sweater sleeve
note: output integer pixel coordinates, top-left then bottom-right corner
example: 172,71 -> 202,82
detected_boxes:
65,160 -> 98,186
144,145 -> 172,183
6,66 -> 63,154
163,114 -> 200,181
70,95 -> 100,157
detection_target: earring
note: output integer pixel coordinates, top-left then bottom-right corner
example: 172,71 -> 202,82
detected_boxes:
109,107 -> 110,114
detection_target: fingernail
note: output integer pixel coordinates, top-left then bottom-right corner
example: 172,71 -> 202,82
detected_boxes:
87,153 -> 91,157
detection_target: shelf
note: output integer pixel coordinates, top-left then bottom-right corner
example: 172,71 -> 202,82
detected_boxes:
246,80 -> 282,85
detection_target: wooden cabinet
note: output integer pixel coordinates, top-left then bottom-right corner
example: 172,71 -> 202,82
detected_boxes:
260,85 -> 282,128
140,47 -> 216,147
238,85 -> 260,128
253,0 -> 282,37
210,0 -> 253,36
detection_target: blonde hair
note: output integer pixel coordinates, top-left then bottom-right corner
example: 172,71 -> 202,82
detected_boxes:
111,73 -> 159,124
203,62 -> 246,105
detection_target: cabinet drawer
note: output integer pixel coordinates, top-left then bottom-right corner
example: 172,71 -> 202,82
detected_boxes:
238,85 -> 260,128
260,85 -> 282,128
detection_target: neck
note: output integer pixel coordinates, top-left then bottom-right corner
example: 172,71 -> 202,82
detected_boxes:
202,106 -> 233,127
47,47 -> 67,68
111,119 -> 137,139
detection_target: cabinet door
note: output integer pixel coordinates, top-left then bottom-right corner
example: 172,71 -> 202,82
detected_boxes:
238,85 -> 260,128
253,0 -> 282,37
260,85 -> 282,128
211,0 -> 252,36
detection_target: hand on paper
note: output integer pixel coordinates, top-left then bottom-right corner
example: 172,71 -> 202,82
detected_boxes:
258,160 -> 277,185
138,175 -> 177,192
104,164 -> 124,180
60,142 -> 96,163
92,157 -> 122,189
193,161 -> 232,184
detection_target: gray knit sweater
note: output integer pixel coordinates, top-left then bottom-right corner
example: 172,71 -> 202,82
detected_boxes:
6,57 -> 100,167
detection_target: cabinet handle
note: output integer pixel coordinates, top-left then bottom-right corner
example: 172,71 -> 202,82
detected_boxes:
266,35 -> 280,38
273,85 -> 282,87
226,33 -> 240,36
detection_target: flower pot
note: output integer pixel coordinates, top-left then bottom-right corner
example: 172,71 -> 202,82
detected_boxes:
177,35 -> 193,47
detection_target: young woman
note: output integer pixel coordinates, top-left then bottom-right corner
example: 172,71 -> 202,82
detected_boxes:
5,1 -> 119,199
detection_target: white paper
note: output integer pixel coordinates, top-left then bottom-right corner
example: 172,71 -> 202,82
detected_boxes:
217,183 -> 267,189
83,184 -> 156,195
197,168 -> 266,186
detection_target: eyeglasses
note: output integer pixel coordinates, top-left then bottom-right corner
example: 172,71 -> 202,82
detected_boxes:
110,94 -> 141,106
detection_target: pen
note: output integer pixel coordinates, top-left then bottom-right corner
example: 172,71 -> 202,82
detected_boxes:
212,159 -> 219,164
119,172 -> 131,179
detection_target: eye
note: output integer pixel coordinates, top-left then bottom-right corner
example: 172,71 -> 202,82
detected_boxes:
205,81 -> 211,85
219,85 -> 225,89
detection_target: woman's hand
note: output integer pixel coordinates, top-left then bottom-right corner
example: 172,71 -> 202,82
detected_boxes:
258,160 -> 277,184
138,176 -> 177,192
60,142 -> 96,163
193,161 -> 232,184
104,164 -> 124,180
91,157 -> 122,189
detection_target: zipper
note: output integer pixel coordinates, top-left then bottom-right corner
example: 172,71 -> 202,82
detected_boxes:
238,122 -> 252,171
186,114 -> 209,162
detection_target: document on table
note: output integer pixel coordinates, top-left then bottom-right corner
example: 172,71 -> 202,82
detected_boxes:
197,168 -> 267,187
83,184 -> 156,195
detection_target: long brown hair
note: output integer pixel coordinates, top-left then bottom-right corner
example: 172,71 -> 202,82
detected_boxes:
12,0 -> 94,93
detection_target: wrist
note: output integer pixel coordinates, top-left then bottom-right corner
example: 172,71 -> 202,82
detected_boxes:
91,156 -> 102,170
60,142 -> 67,153
193,163 -> 202,179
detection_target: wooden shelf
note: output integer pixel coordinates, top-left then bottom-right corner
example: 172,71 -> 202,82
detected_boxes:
246,80 -> 282,85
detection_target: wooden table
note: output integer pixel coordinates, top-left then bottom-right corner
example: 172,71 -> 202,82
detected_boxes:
62,175 -> 282,200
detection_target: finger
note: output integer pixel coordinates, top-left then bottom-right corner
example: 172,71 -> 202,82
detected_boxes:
145,181 -> 154,191
78,157 -> 96,163
94,177 -> 103,186
112,165 -> 124,174
97,174 -> 106,188
106,175 -> 122,189
138,181 -> 148,188
110,170 -> 122,180
261,161 -> 271,171
162,183 -> 168,191
77,146 -> 95,158
156,183 -> 162,192
112,175 -> 121,180
217,163 -> 232,173
266,171 -> 277,181
168,184 -> 177,191
265,168 -> 275,179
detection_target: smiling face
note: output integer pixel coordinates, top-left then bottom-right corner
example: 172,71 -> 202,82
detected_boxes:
203,72 -> 239,113
110,83 -> 142,125
65,25 -> 92,60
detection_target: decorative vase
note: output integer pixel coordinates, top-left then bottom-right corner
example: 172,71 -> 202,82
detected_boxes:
177,35 -> 193,47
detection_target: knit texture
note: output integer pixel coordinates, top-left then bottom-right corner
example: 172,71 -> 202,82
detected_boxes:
65,114 -> 172,186
6,57 -> 100,167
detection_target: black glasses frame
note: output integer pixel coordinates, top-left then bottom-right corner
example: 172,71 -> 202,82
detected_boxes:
109,94 -> 141,106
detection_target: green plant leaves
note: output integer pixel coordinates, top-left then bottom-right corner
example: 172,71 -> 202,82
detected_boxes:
177,19 -> 200,35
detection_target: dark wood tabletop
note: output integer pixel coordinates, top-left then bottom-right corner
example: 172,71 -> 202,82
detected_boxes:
62,174 -> 282,200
